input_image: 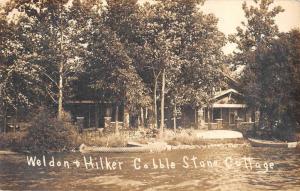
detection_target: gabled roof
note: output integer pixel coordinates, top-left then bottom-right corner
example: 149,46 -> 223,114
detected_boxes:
212,88 -> 242,100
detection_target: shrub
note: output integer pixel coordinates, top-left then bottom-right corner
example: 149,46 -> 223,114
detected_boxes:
0,132 -> 26,150
273,127 -> 297,141
25,107 -> 78,153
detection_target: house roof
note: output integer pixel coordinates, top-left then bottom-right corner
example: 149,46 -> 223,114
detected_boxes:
212,88 -> 242,100
202,88 -> 245,108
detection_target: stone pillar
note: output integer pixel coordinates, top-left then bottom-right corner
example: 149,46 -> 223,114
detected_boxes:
104,104 -> 112,133
216,119 -> 223,129
246,110 -> 252,122
197,108 -> 206,129
235,118 -> 242,129
104,117 -> 112,132
76,117 -> 84,134
105,105 -> 112,118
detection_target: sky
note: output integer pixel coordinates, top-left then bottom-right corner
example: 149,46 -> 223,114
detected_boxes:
1,0 -> 299,53
201,0 -> 300,53
202,0 -> 300,35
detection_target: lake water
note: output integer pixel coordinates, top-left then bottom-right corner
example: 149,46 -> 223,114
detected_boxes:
0,147 -> 300,191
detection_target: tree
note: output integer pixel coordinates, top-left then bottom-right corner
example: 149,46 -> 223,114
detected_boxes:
134,1 -> 182,135
136,0 -> 225,133
174,1 -> 226,128
262,29 -> 300,136
286,29 -> 300,125
6,0 -> 89,119
74,1 -> 150,131
229,1 -> 300,138
0,8 -> 46,132
229,0 -> 284,130
103,0 -> 151,129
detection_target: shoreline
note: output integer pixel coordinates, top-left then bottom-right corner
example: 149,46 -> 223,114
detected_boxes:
0,141 -> 251,155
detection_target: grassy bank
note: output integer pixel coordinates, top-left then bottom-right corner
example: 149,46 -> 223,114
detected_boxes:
79,128 -> 249,148
5,127 -> 300,152
79,132 -> 129,147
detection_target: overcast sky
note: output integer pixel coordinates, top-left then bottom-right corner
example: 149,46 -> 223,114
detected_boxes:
202,0 -> 300,34
201,0 -> 300,53
1,0 -> 299,53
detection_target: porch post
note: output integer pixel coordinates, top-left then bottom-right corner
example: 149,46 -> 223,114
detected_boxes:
228,108 -> 230,125
211,108 -> 214,123
255,111 -> 260,123
221,108 -> 223,128
95,103 -> 99,129
207,107 -> 211,130
220,108 -> 223,119
88,104 -> 91,128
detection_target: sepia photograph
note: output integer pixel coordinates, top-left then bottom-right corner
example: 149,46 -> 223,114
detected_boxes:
0,0 -> 300,190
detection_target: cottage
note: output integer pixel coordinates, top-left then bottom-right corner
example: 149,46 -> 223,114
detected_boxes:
198,89 -> 257,129
65,88 -> 257,132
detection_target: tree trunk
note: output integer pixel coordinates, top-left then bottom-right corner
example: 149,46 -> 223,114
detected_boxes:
115,105 -> 119,134
160,69 -> 166,137
58,64 -> 63,119
123,106 -> 130,128
145,107 -> 148,128
140,107 -> 144,129
58,2 -> 64,120
154,77 -> 158,129
3,105 -> 7,133
14,108 -> 18,133
208,106 -> 211,130
145,107 -> 148,121
194,108 -> 197,128
137,115 -> 140,129
173,104 -> 177,133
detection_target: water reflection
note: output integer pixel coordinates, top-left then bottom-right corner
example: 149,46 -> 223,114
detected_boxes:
0,147 -> 299,190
